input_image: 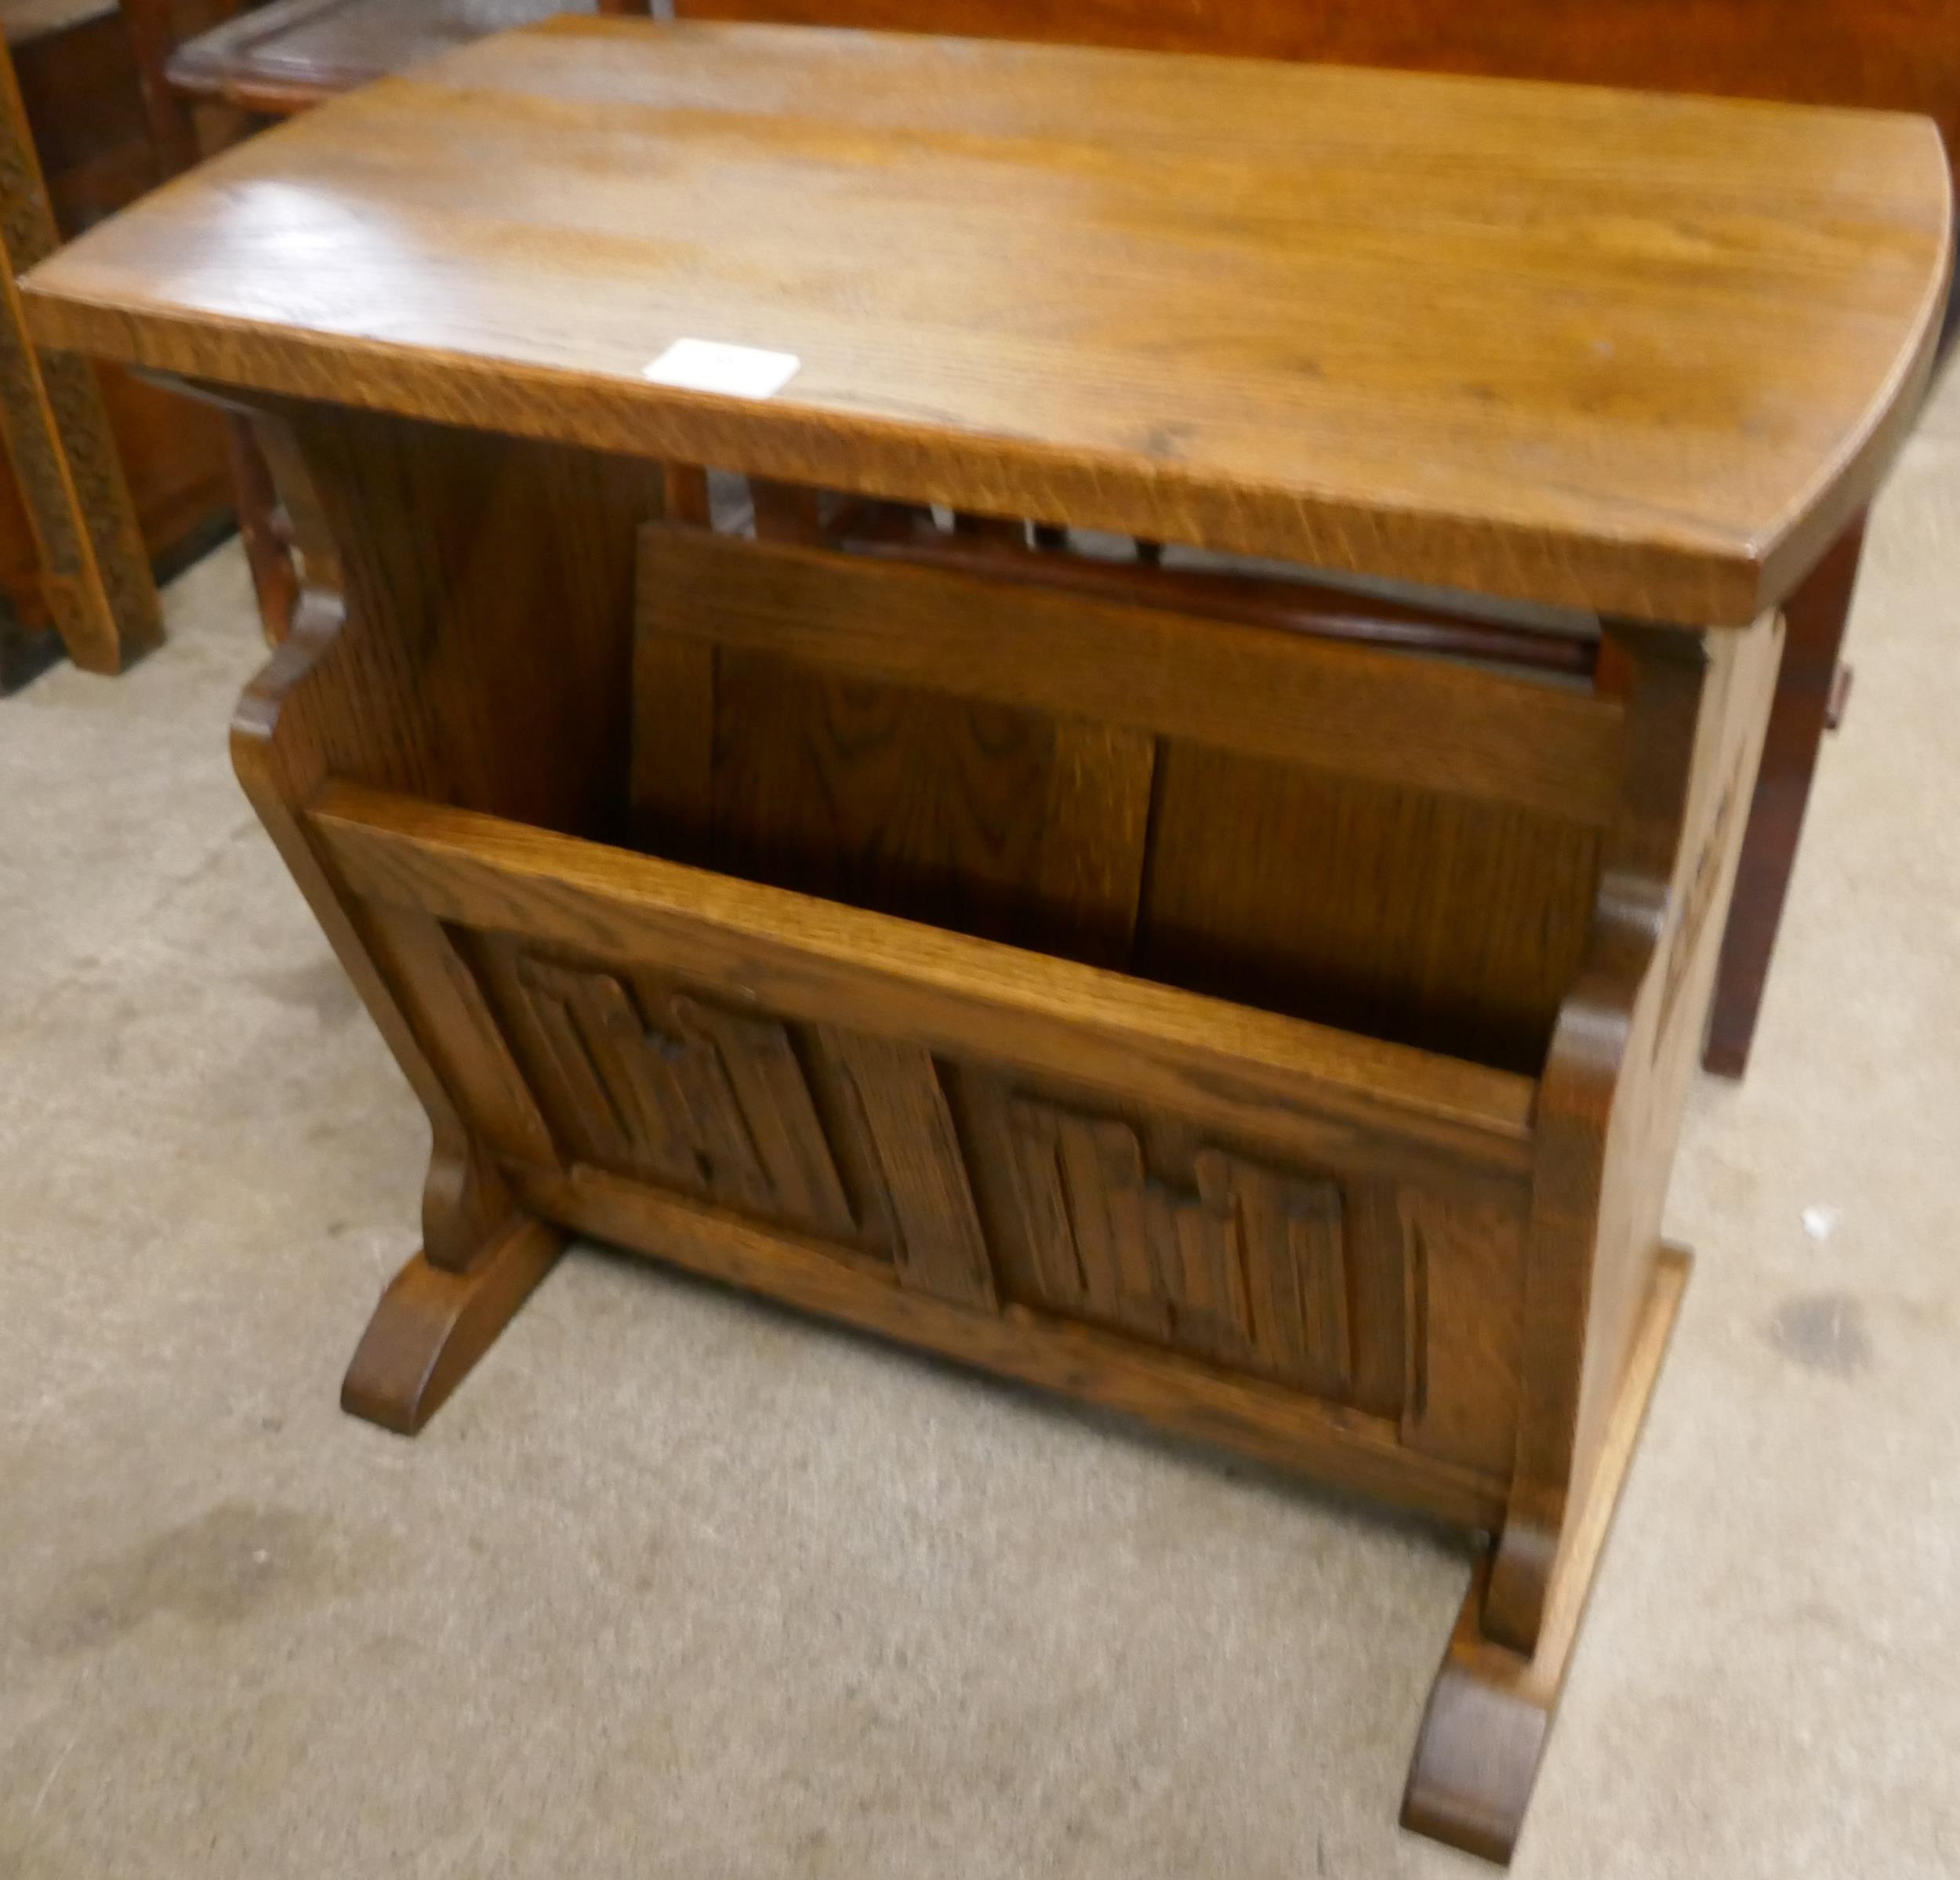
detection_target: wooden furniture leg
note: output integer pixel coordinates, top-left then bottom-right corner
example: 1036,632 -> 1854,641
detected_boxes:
226,410 -> 299,643
343,1219 -> 566,1434
1418,612 -> 1780,1857
219,396 -> 665,1435
0,38 -> 159,677
1403,1244 -> 1687,1861
1702,514 -> 1867,1076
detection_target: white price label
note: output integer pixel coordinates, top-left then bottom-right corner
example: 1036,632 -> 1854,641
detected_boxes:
642,338 -> 801,399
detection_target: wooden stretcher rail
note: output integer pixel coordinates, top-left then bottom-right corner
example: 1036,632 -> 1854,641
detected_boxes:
508,1160 -> 1512,1529
307,782 -> 1541,1192
640,524 -> 1628,825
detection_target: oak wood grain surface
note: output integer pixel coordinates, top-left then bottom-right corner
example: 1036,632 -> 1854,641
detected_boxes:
638,525 -> 1628,823
20,16 -> 1952,621
307,780 -> 1541,1186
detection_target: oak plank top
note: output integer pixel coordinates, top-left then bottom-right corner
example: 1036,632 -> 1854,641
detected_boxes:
22,16 -> 1953,621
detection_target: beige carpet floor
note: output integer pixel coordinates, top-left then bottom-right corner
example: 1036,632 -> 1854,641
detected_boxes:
4,364 -> 1958,1879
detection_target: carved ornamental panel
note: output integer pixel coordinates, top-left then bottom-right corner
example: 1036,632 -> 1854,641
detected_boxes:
514,955 -> 854,1239
1004,1098 -> 1353,1399
490,949 -> 1367,1400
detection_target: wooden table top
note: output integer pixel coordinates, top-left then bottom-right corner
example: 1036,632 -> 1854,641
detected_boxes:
23,17 -> 1952,622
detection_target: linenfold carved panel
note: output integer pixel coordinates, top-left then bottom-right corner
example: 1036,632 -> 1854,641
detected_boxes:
1006,1098 -> 1352,1398
514,954 -> 854,1237
826,1029 -> 996,1308
488,949 -> 1372,1402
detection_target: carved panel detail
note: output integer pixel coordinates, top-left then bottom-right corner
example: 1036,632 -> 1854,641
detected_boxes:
514,955 -> 853,1237
1006,1098 -> 1352,1397
827,1031 -> 996,1308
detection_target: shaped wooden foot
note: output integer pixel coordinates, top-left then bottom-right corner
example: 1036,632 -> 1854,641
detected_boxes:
1402,1246 -> 1689,1864
342,1216 -> 565,1435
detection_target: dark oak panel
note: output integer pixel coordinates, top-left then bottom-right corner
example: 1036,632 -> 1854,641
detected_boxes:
1138,748 -> 1602,1075
639,525 -> 1627,825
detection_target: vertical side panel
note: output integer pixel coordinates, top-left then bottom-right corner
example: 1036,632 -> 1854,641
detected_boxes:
1399,1192 -> 1526,1477
228,406 -> 661,1272
287,405 -> 664,833
362,903 -> 558,1170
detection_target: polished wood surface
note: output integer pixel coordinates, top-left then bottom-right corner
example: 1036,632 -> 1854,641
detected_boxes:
114,0 -> 652,647
27,23 -> 1939,1857
22,17 -> 1952,622
97,0 -> 1879,1079
703,0 -> 1951,1077
1403,1243 -> 1689,1862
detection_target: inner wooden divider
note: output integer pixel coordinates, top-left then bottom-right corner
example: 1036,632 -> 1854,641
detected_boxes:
629,522 -> 1623,1077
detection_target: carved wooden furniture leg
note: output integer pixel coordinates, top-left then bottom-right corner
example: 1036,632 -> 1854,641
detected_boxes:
1484,615 -> 1780,1634
225,413 -> 300,644
343,1221 -> 565,1434
1403,1243 -> 1687,1861
221,398 -> 665,1435
1399,612 -> 1780,1859
0,40 -> 159,677
1702,513 -> 1867,1076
